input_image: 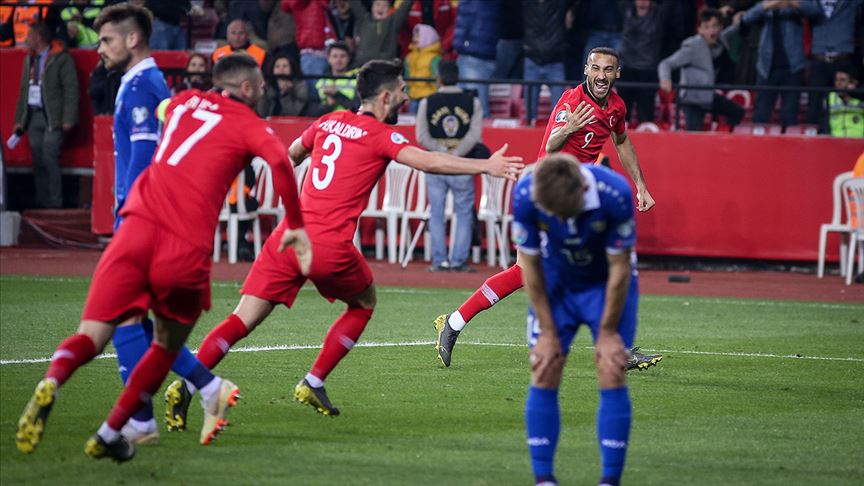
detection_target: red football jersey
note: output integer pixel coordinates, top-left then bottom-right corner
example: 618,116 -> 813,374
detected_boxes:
298,110 -> 414,243
122,89 -> 303,251
536,83 -> 627,162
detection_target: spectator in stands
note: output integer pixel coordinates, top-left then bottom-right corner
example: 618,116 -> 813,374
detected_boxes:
619,0 -> 674,125
453,0 -> 500,117
328,0 -> 356,56
405,23 -> 443,113
658,7 -> 744,131
739,0 -> 821,129
188,0 -> 220,49
398,0 -> 456,59
12,23 -> 79,209
493,0 -> 523,80
827,66 -> 864,138
522,0 -> 570,127
88,60 -> 121,115
1,0 -> 68,48
261,0 -> 299,71
350,0 -> 412,67
282,0 -> 332,77
227,0 -> 270,48
146,0 -> 190,50
61,0 -> 101,49
580,0 -> 626,74
212,19 -> 266,66
806,0 -> 863,133
258,52 -> 315,117
315,41 -> 358,112
416,59 -> 486,273
173,51 -> 211,93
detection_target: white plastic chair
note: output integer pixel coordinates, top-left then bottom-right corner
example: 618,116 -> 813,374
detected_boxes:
356,162 -> 413,263
399,170 -> 456,268
213,170 -> 262,264
817,171 -> 855,278
251,157 -> 285,224
294,157 -> 310,193
477,174 -> 511,268
840,177 -> 864,285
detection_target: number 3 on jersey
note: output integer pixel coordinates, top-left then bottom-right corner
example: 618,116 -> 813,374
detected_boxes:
313,134 -> 341,190
155,105 -> 223,166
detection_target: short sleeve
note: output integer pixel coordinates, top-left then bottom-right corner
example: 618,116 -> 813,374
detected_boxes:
126,89 -> 162,143
511,176 -> 541,255
377,128 -> 413,161
613,105 -> 626,135
605,182 -> 636,254
548,94 -> 570,132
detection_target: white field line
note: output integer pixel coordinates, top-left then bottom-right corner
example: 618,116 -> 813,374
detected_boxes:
2,340 -> 862,365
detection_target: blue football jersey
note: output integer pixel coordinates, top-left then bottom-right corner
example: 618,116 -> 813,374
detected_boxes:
511,164 -> 636,293
113,57 -> 170,226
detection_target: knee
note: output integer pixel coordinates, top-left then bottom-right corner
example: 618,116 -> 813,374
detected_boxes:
597,365 -> 626,389
352,285 -> 377,310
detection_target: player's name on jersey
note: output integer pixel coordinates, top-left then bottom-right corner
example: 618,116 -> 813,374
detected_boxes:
318,119 -> 368,140
182,95 -> 220,111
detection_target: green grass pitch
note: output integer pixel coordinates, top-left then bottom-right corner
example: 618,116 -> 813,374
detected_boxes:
1,275 -> 862,485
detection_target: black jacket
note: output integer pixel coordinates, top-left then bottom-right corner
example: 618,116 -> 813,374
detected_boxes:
522,0 -> 572,65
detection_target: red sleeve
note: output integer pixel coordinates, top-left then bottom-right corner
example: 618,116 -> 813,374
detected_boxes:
251,125 -> 304,229
300,122 -> 317,151
378,128 -> 414,161
613,101 -> 627,135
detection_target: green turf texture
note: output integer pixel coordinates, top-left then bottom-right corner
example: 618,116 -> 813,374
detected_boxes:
1,275 -> 862,485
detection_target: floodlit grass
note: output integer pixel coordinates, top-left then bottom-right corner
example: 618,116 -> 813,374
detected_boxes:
1,275 -> 862,485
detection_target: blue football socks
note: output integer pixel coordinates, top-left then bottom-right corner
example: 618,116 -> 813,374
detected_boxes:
112,322 -> 155,422
597,386 -> 631,484
525,386 -> 560,481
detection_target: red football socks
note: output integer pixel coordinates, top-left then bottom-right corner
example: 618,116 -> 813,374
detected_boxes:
45,334 -> 98,386
197,314 -> 249,369
457,264 -> 524,324
310,306 -> 373,381
106,344 -> 177,430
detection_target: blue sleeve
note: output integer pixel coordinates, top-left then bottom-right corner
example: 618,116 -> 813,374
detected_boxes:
511,175 -> 541,255
123,86 -> 164,201
604,177 -> 636,254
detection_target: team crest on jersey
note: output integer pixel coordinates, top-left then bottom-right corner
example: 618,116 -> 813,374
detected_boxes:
591,221 -> 607,233
442,115 -> 460,137
390,132 -> 409,145
609,115 -> 615,126
132,106 -> 149,125
512,221 -> 529,246
554,110 -> 568,123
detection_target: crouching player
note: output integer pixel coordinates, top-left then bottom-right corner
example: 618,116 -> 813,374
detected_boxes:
517,155 -> 637,486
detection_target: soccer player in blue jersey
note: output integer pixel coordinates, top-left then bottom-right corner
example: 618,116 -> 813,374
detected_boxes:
514,154 -> 637,486
95,3 -> 223,444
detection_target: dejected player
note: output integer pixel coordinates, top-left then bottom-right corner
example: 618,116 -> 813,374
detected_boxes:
162,59 -> 524,423
517,154 -> 638,486
16,54 -> 311,462
434,47 -> 661,371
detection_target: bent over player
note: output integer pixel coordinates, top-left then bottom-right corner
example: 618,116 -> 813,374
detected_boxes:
518,155 -> 637,486
163,59 -> 523,422
435,47 -> 661,371
17,55 -> 311,462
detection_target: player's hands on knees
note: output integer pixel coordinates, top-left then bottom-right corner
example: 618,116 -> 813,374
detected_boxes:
278,227 -> 313,276
637,188 -> 656,212
562,101 -> 596,134
487,143 -> 525,181
595,330 -> 628,376
530,331 -> 565,386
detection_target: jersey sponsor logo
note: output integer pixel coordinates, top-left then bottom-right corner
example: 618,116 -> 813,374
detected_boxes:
390,132 -> 409,145
554,110 -> 568,123
318,119 -> 368,139
132,106 -> 149,125
512,221 -> 530,246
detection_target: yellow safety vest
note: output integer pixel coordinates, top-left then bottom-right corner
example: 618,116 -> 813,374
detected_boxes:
828,92 -> 864,138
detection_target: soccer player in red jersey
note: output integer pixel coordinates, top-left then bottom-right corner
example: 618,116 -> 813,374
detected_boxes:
164,59 -> 523,419
434,47 -> 662,370
16,55 -> 312,462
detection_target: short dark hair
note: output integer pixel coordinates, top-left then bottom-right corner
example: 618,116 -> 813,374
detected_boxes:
698,7 -> 722,25
586,47 -> 620,64
94,3 -> 153,43
213,53 -> 261,86
327,41 -> 350,56
532,154 -> 585,219
835,62 -> 860,81
438,59 -> 458,86
356,59 -> 403,102
28,23 -> 51,43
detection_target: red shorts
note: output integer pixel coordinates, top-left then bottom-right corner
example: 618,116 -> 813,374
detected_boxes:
241,232 -> 373,307
82,215 -> 212,325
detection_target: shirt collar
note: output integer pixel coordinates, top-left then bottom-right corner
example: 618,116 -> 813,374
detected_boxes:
121,57 -> 157,85
579,164 -> 601,212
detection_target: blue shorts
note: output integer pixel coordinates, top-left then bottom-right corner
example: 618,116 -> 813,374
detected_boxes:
526,276 -> 639,354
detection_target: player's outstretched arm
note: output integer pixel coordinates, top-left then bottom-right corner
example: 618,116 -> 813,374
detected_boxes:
611,131 -> 655,212
396,143 -> 524,180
